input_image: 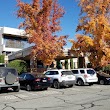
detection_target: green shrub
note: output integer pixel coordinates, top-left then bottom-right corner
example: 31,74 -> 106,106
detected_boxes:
0,55 -> 4,63
70,59 -> 74,69
87,63 -> 92,68
65,59 -> 68,69
56,60 -> 62,69
7,60 -> 27,74
102,64 -> 110,73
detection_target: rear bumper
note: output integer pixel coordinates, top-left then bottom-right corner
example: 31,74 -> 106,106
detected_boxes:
106,78 -> 110,83
34,82 -> 51,89
0,83 -> 20,90
85,78 -> 98,83
60,80 -> 76,86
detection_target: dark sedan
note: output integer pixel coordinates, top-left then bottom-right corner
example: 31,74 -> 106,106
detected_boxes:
19,72 -> 50,91
97,71 -> 110,85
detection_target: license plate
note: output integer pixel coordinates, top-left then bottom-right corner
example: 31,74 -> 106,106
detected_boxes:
42,80 -> 47,82
68,77 -> 72,79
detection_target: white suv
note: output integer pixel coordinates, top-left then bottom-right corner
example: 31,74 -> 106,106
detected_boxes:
71,68 -> 98,86
44,69 -> 76,89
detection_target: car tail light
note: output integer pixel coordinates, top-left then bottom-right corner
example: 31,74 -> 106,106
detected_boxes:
61,74 -> 66,77
84,74 -> 88,78
61,74 -> 63,77
61,74 -> 65,77
35,78 -> 41,82
48,77 -> 51,80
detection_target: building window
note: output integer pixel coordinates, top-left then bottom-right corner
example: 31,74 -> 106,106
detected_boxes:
3,35 -> 31,49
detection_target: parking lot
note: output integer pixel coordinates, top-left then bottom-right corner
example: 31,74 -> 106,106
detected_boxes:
0,84 -> 110,110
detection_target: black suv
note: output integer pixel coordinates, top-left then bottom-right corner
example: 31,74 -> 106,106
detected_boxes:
97,71 -> 110,85
0,67 -> 20,92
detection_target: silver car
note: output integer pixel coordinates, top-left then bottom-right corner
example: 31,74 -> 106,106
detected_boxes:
0,67 -> 20,92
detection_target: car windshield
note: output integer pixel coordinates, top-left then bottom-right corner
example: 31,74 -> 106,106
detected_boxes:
87,69 -> 95,75
61,71 -> 73,75
0,68 -> 17,77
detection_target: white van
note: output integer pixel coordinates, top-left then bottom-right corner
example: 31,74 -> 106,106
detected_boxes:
71,68 -> 98,86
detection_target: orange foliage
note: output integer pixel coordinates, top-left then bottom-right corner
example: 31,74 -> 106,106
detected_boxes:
17,0 -> 67,65
70,0 -> 110,68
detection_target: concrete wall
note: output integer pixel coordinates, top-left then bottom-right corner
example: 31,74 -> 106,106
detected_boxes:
1,27 -> 25,37
0,27 -> 27,54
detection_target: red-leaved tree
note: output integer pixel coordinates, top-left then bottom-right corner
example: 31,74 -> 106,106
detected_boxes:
17,0 -> 67,65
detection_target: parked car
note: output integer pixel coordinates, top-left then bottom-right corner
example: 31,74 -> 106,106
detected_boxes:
19,72 -> 50,91
0,67 -> 20,92
71,68 -> 98,86
44,69 -> 76,89
97,71 -> 110,85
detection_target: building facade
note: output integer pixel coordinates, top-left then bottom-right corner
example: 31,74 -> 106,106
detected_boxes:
0,27 -> 31,55
0,27 -> 89,71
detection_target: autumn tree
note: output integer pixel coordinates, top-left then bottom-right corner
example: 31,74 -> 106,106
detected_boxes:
17,0 -> 67,66
70,0 -> 110,69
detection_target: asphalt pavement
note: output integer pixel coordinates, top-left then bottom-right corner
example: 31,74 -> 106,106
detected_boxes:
0,84 -> 110,110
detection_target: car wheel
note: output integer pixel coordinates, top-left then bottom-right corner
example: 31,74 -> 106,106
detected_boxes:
69,84 -> 73,88
89,83 -> 93,86
99,79 -> 105,85
77,79 -> 84,86
53,81 -> 60,89
13,86 -> 20,92
26,85 -> 32,91
43,87 -> 48,90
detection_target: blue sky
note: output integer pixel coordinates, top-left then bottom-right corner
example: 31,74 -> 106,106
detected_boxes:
0,0 -> 80,48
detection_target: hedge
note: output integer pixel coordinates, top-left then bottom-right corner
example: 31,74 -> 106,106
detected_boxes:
7,60 -> 27,74
0,55 -> 4,63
